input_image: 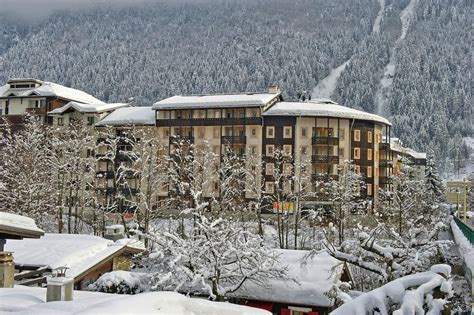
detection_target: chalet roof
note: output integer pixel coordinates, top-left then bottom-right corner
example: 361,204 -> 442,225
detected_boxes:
264,100 -> 391,125
152,93 -> 280,110
0,79 -> 103,104
5,233 -> 144,280
0,212 -> 44,239
230,250 -> 346,307
96,107 -> 156,126
48,101 -> 129,115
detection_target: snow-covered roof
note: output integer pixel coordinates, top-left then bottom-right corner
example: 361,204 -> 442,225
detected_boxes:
0,287 -> 269,315
48,101 -> 129,115
405,148 -> 426,160
263,101 -> 391,125
0,212 -> 44,239
231,250 -> 345,307
5,233 -> 142,279
0,80 -> 103,104
152,93 -> 280,110
389,138 -> 426,160
96,107 -> 156,126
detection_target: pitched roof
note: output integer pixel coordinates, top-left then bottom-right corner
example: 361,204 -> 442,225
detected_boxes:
0,80 -> 103,104
96,107 -> 156,126
0,212 -> 44,239
48,101 -> 129,115
5,233 -> 143,280
152,93 -> 280,110
264,100 -> 391,125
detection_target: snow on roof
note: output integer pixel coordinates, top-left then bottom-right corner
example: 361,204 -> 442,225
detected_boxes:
96,107 -> 156,126
5,234 -> 135,279
231,250 -> 344,307
263,101 -> 391,125
389,138 -> 426,160
0,80 -> 103,104
0,287 -> 270,315
405,148 -> 426,160
0,212 -> 44,239
48,101 -> 129,115
152,93 -> 280,110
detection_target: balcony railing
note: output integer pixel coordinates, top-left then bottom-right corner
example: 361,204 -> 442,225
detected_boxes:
221,135 -> 246,144
25,107 -> 46,115
156,117 -> 262,127
311,155 -> 339,164
311,174 -> 339,182
312,136 -> 339,145
170,135 -> 194,145
379,160 -> 393,168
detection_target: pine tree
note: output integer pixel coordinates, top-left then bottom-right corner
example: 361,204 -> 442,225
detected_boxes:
425,151 -> 444,198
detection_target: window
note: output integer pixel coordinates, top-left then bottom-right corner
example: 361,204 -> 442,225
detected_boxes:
367,166 -> 372,178
266,145 -> 274,157
354,130 -> 361,141
368,131 -> 373,143
251,110 -> 257,118
58,117 -> 64,126
239,111 -> 245,118
265,163 -> 274,175
214,110 -> 220,118
301,127 -> 308,138
250,146 -> 257,154
283,145 -> 292,156
283,126 -> 292,138
367,184 -> 372,196
283,163 -> 292,176
251,128 -> 257,137
368,149 -> 372,160
354,147 -> 360,159
265,181 -> 275,194
213,127 -> 220,139
214,182 -> 219,191
354,165 -> 360,174
339,147 -> 345,157
339,128 -> 345,140
86,116 -> 95,125
266,126 -> 275,138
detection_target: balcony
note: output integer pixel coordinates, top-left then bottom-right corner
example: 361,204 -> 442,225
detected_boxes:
221,135 -> 246,145
170,135 -> 194,145
379,142 -> 390,151
311,155 -> 339,164
156,117 -> 262,127
380,176 -> 392,185
25,107 -> 46,115
312,136 -> 339,145
379,160 -> 393,168
312,174 -> 339,182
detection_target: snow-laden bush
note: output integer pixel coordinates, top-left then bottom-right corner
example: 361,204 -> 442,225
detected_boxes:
90,271 -> 149,294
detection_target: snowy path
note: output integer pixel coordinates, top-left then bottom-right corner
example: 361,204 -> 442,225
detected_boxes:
375,0 -> 417,115
372,0 -> 385,34
311,60 -> 350,99
312,0 -> 386,99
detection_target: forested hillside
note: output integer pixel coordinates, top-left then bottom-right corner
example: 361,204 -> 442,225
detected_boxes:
0,0 -> 471,172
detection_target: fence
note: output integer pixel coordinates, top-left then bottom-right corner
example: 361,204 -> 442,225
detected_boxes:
453,215 -> 474,245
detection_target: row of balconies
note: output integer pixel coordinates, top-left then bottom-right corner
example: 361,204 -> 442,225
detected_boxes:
156,117 -> 262,126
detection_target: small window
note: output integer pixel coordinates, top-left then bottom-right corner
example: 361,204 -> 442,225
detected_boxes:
266,145 -> 274,157
265,163 -> 274,175
283,145 -> 292,156
367,166 -> 372,178
58,117 -> 64,126
251,110 -> 257,118
354,165 -> 360,174
354,130 -> 361,141
266,126 -> 275,138
283,163 -> 292,176
283,126 -> 292,138
87,116 -> 95,125
368,131 -> 373,143
301,127 -> 308,138
214,111 -> 220,118
251,128 -> 257,137
367,183 -> 372,196
214,182 -> 219,191
265,181 -> 275,194
354,148 -> 360,159
339,129 -> 345,140
368,149 -> 372,161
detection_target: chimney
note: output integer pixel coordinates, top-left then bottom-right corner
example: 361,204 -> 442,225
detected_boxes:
104,225 -> 126,242
268,85 -> 281,94
0,248 -> 14,288
46,267 -> 73,302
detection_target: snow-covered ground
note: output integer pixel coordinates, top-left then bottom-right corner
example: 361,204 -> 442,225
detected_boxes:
450,218 -> 474,273
0,286 -> 270,315
372,0 -> 385,34
375,0 -> 417,115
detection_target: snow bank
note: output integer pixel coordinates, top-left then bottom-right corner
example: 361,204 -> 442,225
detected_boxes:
91,271 -> 150,294
450,219 -> 474,272
0,286 -> 270,315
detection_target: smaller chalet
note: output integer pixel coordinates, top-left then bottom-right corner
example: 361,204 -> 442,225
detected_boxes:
232,250 -> 352,315
5,233 -> 144,290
